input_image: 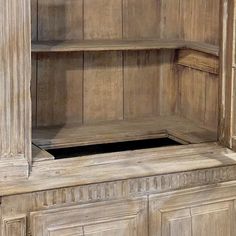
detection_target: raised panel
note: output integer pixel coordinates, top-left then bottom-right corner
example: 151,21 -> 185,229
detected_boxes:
30,198 -> 148,236
191,202 -> 233,236
84,219 -> 137,236
3,216 -> 26,236
149,190 -> 236,236
48,225 -> 83,236
161,209 -> 191,236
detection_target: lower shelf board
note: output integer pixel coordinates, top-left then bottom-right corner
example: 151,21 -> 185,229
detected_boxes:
32,115 -> 217,150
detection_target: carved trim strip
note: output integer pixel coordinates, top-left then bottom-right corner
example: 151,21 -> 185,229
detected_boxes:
3,215 -> 26,236
28,165 -> 236,210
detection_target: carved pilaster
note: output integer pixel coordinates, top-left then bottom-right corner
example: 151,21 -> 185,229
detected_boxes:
0,0 -> 31,178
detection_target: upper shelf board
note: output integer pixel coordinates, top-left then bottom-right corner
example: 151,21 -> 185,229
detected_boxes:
31,39 -> 219,56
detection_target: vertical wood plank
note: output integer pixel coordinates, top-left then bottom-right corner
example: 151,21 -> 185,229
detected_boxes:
159,51 -> 178,115
37,0 -> 83,41
124,50 -> 160,119
84,0 -> 122,40
160,0 -> 183,39
37,53 -> 83,127
84,52 -> 123,123
205,74 -> 219,130
179,68 -> 206,124
123,0 -> 161,39
31,0 -> 38,127
219,0 -> 235,147
83,0 -> 123,123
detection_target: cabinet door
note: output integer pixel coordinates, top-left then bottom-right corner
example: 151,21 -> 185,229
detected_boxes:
30,197 -> 148,236
149,189 -> 236,236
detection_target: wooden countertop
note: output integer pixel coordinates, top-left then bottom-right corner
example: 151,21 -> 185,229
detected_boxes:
1,142 -> 236,196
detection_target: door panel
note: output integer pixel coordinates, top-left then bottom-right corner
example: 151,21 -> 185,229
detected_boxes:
150,189 -> 236,236
30,197 -> 147,236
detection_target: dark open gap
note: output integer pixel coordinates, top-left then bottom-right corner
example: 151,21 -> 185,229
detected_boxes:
48,138 -> 182,159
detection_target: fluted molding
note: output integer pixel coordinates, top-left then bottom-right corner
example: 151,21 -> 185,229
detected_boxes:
0,0 -> 31,178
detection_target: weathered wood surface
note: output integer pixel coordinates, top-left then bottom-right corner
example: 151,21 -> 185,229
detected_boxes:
33,115 -> 217,149
0,143 -> 236,196
32,40 -> 219,55
177,49 -> 219,74
0,0 -> 31,178
32,145 -> 54,162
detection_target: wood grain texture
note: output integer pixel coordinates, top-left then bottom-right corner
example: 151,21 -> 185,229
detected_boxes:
160,0 -> 183,39
219,0 -> 235,148
37,52 -> 83,127
158,50 -> 178,115
149,184 -> 236,236
33,115 -> 217,149
84,0 -> 122,40
0,0 -> 31,168
124,50 -> 160,118
3,216 -> 26,236
32,145 -> 54,162
30,198 -> 147,236
182,0 -> 220,45
178,66 -> 219,131
84,52 -> 123,123
37,0 -> 83,41
0,143 -> 236,197
177,49 -> 219,74
123,0 -> 160,39
31,40 -> 220,55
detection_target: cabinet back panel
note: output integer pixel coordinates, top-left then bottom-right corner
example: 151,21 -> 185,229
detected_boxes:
31,0 -> 220,129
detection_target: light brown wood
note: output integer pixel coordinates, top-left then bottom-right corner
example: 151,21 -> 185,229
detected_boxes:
149,182 -> 236,236
0,0 -> 31,176
33,115 -> 217,150
36,52 -> 83,127
219,0 -> 235,148
177,49 -> 219,74
84,51 -> 123,123
32,39 -> 220,55
32,145 -> 54,162
0,143 -> 235,196
2,1 -> 236,235
30,198 -> 147,236
37,0 -> 83,41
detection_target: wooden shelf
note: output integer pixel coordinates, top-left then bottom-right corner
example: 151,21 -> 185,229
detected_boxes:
33,115 -> 217,150
1,143 -> 235,196
31,39 -> 219,56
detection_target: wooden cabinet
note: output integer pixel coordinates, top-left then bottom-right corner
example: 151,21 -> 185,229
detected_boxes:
1,0 -> 236,236
30,198 -> 148,236
149,188 -> 236,236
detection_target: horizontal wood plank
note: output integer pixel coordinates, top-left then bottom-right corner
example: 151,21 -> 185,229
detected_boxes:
33,115 -> 217,149
31,39 -> 219,56
0,143 -> 236,196
177,49 -> 219,74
